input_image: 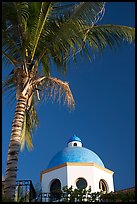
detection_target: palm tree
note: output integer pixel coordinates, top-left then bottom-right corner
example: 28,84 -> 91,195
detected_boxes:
2,2 -> 134,201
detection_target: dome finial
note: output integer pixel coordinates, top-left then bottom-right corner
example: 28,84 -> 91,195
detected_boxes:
67,135 -> 82,147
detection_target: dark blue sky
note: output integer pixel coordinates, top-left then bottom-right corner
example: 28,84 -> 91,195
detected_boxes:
2,2 -> 135,191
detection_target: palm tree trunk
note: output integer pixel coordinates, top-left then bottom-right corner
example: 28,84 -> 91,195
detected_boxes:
4,95 -> 28,201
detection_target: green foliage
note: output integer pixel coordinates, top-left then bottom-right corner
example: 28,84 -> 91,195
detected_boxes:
20,101 -> 38,151
14,185 -> 30,202
60,186 -> 135,202
101,190 -> 135,202
2,2 -> 135,75
62,185 -> 101,202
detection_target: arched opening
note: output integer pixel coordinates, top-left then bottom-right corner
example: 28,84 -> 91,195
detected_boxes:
76,177 -> 87,189
74,143 -> 77,146
50,179 -> 61,201
99,179 -> 108,193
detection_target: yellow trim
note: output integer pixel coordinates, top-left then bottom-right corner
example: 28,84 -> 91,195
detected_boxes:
40,162 -> 114,182
66,162 -> 114,174
40,163 -> 66,181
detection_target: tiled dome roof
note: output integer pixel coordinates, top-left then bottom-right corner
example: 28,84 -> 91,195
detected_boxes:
47,136 -> 104,169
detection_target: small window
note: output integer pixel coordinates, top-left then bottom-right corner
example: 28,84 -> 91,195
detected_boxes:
76,178 -> 87,189
99,179 -> 108,193
50,179 -> 61,201
74,143 -> 77,146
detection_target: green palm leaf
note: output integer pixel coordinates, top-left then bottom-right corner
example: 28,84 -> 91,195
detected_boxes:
25,2 -> 105,73
2,72 -> 16,94
20,100 -> 38,151
20,113 -> 27,151
30,2 -> 52,63
2,2 -> 30,62
86,24 -> 135,52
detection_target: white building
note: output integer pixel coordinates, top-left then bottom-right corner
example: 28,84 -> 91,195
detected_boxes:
40,135 -> 114,200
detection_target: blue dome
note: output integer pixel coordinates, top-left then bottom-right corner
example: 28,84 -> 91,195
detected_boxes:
47,146 -> 105,169
68,135 -> 82,143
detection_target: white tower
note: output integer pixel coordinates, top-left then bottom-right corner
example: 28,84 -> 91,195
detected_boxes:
40,135 -> 114,198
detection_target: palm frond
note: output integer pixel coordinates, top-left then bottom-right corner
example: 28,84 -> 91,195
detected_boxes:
25,128 -> 33,151
30,2 -> 52,62
20,100 -> 38,151
2,32 -> 22,65
13,2 -> 30,60
2,72 -> 17,111
30,2 -> 105,73
2,72 -> 16,94
35,18 -> 84,73
20,112 -> 34,151
50,2 -> 79,17
26,102 -> 39,133
2,2 -> 30,62
2,2 -> 18,29
41,57 -> 50,77
69,2 -> 105,25
86,24 -> 135,52
51,2 -> 105,25
20,113 -> 26,151
2,51 -> 18,67
38,77 -> 75,110
2,26 -> 22,60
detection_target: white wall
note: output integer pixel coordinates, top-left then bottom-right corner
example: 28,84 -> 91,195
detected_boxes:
41,163 -> 114,193
67,165 -> 94,189
42,166 -> 67,192
91,166 -> 114,192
